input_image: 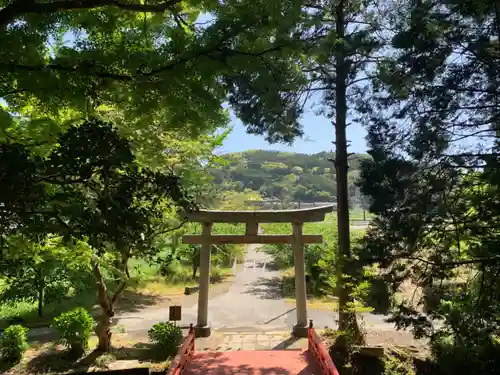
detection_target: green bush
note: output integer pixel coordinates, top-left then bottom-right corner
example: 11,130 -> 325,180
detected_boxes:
0,324 -> 29,364
430,333 -> 500,375
52,307 -> 93,357
383,351 -> 416,375
365,277 -> 392,314
148,321 -> 183,358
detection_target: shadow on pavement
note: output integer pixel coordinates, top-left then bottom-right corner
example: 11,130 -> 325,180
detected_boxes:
243,276 -> 284,299
263,308 -> 296,325
253,259 -> 281,271
272,335 -> 301,350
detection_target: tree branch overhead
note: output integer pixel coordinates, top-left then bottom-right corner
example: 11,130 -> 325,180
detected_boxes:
0,0 -> 182,28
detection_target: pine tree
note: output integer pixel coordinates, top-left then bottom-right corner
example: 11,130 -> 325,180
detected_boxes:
228,0 -> 387,342
358,1 -> 500,368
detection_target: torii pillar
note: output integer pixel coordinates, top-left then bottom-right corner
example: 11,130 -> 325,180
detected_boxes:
292,221 -> 308,337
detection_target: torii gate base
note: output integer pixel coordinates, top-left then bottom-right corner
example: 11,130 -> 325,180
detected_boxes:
182,204 -> 334,338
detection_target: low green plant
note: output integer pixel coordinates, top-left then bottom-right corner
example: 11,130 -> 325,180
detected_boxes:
94,352 -> 116,368
383,350 -> 416,375
148,321 -> 183,358
0,324 -> 29,364
52,307 -> 94,358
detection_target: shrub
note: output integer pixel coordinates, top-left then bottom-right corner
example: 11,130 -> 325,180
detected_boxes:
0,324 -> 29,364
383,351 -> 416,375
52,307 -> 94,358
148,321 -> 183,358
430,333 -> 500,375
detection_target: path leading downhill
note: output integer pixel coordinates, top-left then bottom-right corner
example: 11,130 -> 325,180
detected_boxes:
113,244 -> 292,333
114,244 -> 391,333
178,244 -> 292,331
28,241 -> 396,342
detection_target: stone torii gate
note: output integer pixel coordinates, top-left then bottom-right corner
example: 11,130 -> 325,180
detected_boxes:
182,204 -> 334,338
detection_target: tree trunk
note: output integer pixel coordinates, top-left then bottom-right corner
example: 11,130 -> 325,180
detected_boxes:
192,264 -> 199,279
96,307 -> 113,353
334,0 -> 363,345
93,263 -> 113,352
37,269 -> 44,318
92,256 -> 129,352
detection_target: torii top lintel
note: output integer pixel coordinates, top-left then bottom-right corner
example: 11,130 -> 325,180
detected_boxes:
184,204 -> 335,224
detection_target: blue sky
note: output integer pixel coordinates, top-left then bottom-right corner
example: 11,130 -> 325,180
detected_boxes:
219,110 -> 368,155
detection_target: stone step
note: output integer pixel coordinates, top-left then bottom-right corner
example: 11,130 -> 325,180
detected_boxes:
195,331 -> 308,352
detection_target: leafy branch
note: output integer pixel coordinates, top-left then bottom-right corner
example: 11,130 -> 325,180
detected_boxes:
0,0 -> 182,28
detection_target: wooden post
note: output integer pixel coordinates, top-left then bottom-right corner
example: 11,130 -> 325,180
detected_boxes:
195,222 -> 212,337
292,221 -> 308,337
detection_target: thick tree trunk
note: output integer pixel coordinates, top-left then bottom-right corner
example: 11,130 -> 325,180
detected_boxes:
334,0 -> 363,345
93,263 -> 113,352
96,308 -> 113,353
93,261 -> 128,352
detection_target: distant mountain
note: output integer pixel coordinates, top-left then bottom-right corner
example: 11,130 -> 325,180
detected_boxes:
210,150 -> 370,203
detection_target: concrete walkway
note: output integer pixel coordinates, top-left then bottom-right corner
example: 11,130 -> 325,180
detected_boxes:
174,244 -> 391,332
177,244 -> 293,331
28,243 -> 396,343
110,244 -> 391,333
111,245 -> 294,333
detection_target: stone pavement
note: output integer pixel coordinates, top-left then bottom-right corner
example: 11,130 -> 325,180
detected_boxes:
108,243 -> 394,335
195,331 -> 309,352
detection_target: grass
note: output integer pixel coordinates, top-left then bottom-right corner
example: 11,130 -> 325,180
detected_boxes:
350,207 -> 374,221
0,292 -> 99,329
0,262 -> 234,329
285,295 -> 340,310
281,268 -> 373,313
261,212 -> 367,243
129,266 -> 233,297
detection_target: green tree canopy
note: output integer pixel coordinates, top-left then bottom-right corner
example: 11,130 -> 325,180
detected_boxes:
358,0 -> 500,371
0,0 -> 313,162
0,118 -> 196,352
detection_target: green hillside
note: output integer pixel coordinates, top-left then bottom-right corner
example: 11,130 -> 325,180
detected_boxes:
210,150 -> 370,203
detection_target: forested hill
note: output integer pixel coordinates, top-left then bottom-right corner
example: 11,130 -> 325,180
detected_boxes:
210,150 -> 371,202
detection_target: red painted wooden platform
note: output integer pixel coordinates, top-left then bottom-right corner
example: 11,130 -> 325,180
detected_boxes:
167,323 -> 339,375
182,350 -> 320,375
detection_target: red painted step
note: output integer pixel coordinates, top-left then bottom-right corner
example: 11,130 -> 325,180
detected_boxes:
182,350 -> 321,375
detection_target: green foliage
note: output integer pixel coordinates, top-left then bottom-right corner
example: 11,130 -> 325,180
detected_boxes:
148,321 -> 183,359
430,331 -> 500,375
383,351 -> 416,375
52,308 -> 94,357
210,150 -> 371,203
0,235 -> 92,318
264,222 -> 372,304
0,324 -> 28,364
0,0 -> 320,165
357,0 -> 500,368
0,118 -> 196,351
